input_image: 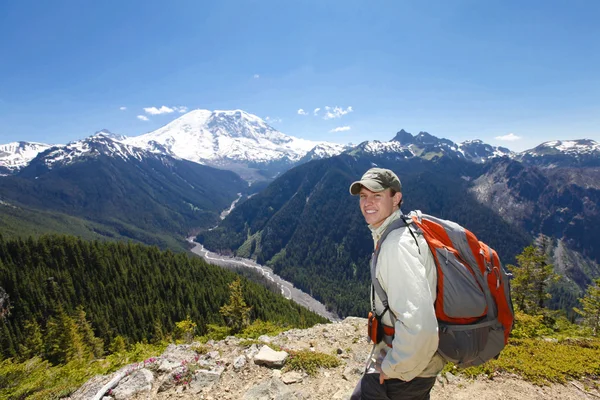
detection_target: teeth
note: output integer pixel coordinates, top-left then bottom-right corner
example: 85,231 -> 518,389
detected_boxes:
366,210 -> 377,214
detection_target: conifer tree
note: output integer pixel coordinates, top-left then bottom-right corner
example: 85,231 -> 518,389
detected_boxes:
75,306 -> 104,358
508,245 -> 559,314
109,335 -> 127,354
19,319 -> 43,360
44,309 -> 86,364
574,278 -> 600,336
220,278 -> 252,334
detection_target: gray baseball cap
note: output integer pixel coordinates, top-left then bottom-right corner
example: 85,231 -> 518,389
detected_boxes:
349,167 -> 402,195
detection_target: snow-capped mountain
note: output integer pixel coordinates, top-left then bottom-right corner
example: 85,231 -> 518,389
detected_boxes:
349,130 -> 511,163
458,140 -> 513,163
22,133 -> 158,174
0,141 -> 54,174
517,139 -> 600,167
123,109 -> 342,180
297,142 -> 352,164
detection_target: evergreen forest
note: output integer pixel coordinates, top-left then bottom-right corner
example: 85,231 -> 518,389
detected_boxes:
0,234 -> 327,362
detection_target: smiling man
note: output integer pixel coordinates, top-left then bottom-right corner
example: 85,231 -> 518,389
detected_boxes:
349,168 -> 444,400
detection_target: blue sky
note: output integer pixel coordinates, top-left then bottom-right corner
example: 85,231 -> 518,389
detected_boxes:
1,0 -> 599,152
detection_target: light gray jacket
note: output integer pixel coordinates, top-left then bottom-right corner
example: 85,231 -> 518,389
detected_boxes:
368,210 -> 446,380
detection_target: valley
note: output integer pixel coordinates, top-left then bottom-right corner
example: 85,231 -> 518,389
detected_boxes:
187,237 -> 340,322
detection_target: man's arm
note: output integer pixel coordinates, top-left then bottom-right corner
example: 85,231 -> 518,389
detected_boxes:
378,230 -> 439,381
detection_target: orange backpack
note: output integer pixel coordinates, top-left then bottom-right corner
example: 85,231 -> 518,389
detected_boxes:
370,211 -> 514,368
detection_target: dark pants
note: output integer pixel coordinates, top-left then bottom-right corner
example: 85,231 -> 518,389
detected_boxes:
350,373 -> 436,400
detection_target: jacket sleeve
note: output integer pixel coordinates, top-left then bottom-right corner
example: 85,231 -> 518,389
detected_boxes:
378,230 -> 439,381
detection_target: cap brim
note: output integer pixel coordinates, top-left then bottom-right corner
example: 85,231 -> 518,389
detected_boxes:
349,180 -> 386,195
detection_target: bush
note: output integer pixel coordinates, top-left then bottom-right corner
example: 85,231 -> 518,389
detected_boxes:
284,350 -> 341,376
238,319 -> 288,339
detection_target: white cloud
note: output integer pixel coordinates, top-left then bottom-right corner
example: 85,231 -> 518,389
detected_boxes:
119,106 -> 127,111
323,106 -> 353,120
330,126 -> 351,133
137,115 -> 149,121
265,116 -> 282,123
495,133 -> 521,141
313,107 -> 321,115
144,105 -> 175,115
297,108 -> 308,115
254,74 -> 260,79
175,106 -> 188,113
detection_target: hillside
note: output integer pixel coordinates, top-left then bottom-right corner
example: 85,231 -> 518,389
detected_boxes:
68,317 -> 600,400
0,234 -> 327,361
199,155 -> 533,317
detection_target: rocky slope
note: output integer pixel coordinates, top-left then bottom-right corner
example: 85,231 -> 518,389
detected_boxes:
68,318 -> 598,400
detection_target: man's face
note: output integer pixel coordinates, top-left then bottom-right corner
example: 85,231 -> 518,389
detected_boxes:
359,187 -> 402,228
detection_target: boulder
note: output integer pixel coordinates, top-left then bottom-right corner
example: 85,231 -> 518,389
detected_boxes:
111,369 -> 154,400
233,355 -> 247,370
281,371 -> 303,384
253,345 -> 289,368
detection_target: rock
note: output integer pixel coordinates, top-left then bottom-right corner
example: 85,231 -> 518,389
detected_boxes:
336,348 -> 343,355
445,372 -> 459,384
254,345 -> 289,368
233,355 -> 247,370
111,369 -> 153,400
246,344 -> 259,359
273,370 -> 282,379
158,359 -> 181,372
258,335 -> 272,343
67,373 -> 115,400
188,367 -> 224,393
243,377 -> 296,400
281,371 -> 303,384
161,344 -> 198,364
343,366 -> 361,381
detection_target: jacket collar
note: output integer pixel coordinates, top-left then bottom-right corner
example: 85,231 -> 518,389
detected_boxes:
369,209 -> 402,246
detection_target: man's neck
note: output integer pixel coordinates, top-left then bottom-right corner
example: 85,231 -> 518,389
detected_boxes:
369,209 -> 402,245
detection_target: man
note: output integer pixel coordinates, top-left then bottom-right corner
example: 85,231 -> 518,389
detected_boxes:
349,167 -> 445,400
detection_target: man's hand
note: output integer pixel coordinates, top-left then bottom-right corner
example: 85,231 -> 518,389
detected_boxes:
374,349 -> 389,384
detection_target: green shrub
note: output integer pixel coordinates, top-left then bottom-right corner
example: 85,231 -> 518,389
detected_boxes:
453,337 -> 600,385
238,319 -> 288,339
511,311 -> 554,339
284,350 -> 341,376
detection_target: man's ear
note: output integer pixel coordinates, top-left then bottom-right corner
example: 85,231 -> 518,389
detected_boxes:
393,192 -> 402,207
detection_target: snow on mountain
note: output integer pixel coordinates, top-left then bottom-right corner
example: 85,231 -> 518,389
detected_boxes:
458,139 -> 514,163
522,139 -> 600,157
298,142 -> 352,163
0,141 -> 54,173
124,109 -> 337,166
352,132 -> 509,163
37,135 -> 148,169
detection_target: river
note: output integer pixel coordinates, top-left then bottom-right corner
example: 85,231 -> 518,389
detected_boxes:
187,237 -> 340,322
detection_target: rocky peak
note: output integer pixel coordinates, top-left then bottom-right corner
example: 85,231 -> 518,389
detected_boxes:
391,129 -> 414,145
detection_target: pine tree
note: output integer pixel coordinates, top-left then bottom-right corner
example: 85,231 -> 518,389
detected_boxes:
574,278 -> 600,336
18,319 -> 44,360
109,335 -> 127,354
220,278 -> 252,334
508,245 -> 559,315
75,306 -> 104,358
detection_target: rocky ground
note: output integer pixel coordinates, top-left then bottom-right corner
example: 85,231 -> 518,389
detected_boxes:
68,317 -> 599,400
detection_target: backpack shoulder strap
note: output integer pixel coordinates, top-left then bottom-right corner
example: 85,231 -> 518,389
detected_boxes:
371,212 -> 422,314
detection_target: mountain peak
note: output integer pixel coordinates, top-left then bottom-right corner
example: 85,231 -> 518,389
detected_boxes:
391,129 -> 414,144
123,109 -> 341,181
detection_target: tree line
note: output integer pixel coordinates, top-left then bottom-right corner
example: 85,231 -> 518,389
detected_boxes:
0,233 -> 327,363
